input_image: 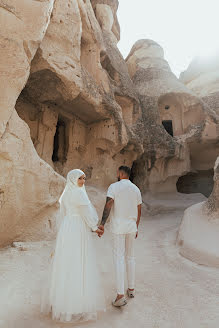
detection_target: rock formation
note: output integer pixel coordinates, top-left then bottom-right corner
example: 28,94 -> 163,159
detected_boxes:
178,157 -> 219,267
0,0 -> 142,247
126,40 -> 219,195
0,1 -> 218,251
15,0 -> 143,186
177,50 -> 219,269
180,54 -> 219,115
0,0 -> 65,247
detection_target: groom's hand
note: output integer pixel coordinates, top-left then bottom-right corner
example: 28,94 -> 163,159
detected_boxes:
95,228 -> 104,237
98,225 -> 104,236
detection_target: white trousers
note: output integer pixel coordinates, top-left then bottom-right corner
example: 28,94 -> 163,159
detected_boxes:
112,233 -> 136,295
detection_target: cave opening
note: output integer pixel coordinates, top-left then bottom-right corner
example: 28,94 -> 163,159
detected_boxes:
129,162 -> 136,183
176,169 -> 214,197
130,159 -> 145,188
162,120 -> 173,136
52,117 -> 67,163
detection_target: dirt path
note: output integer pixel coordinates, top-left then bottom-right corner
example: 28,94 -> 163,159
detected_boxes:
0,195 -> 219,328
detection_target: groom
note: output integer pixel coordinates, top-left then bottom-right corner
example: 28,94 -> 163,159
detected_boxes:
99,166 -> 142,307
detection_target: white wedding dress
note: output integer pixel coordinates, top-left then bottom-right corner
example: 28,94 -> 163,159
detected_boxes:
41,169 -> 106,323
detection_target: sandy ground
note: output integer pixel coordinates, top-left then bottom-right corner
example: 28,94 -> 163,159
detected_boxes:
0,193 -> 219,328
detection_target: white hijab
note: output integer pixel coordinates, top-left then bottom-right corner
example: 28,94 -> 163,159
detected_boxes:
59,169 -> 90,207
57,169 -> 98,230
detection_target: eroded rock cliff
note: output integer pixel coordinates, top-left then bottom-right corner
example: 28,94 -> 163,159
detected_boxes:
0,0 -> 142,246
178,157 -> 219,267
0,0 -> 65,247
126,40 -> 219,195
0,1 -> 218,251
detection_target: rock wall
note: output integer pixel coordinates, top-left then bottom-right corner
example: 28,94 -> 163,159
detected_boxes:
178,157 -> 219,267
0,1 -> 218,248
126,40 -> 219,193
0,0 -> 65,247
179,55 -> 219,177
0,0 -> 142,247
180,54 -> 219,115
14,0 -> 143,186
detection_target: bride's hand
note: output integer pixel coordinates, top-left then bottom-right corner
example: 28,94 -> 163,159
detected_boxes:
94,228 -> 104,238
98,225 -> 104,233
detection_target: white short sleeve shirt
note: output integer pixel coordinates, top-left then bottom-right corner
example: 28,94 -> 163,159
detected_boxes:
107,179 -> 142,234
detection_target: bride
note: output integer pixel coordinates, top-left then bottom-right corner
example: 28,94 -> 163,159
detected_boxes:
41,169 -> 105,322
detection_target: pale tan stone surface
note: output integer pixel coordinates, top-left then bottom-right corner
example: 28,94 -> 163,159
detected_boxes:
15,0 -> 143,185
178,157 -> 219,267
0,110 -> 65,247
0,0 -> 54,137
180,54 -> 219,115
0,0 -> 66,247
91,0 -> 120,42
179,55 -> 219,175
126,39 -> 219,193
0,0 -> 143,246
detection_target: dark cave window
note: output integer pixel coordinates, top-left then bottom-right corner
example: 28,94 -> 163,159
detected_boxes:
130,160 -> 141,185
176,169 -> 214,197
129,163 -> 135,182
162,120 -> 173,136
52,118 -> 67,163
165,105 -> 170,110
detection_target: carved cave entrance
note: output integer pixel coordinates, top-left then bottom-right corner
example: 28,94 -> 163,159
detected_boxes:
162,120 -> 173,136
52,117 -> 68,163
176,169 -> 214,197
129,157 -> 147,190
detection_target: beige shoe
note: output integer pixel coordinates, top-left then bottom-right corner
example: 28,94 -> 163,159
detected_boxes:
127,289 -> 135,298
112,296 -> 127,307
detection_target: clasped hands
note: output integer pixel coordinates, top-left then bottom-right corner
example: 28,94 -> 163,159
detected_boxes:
94,225 -> 138,238
94,225 -> 104,238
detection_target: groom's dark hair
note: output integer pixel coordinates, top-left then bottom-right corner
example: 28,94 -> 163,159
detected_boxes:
118,165 -> 131,177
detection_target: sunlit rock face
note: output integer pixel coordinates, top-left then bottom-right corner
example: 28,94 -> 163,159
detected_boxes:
0,0 -> 218,248
180,54 -> 219,115
0,0 -> 65,247
179,54 -> 219,179
0,110 -> 65,247
178,157 -> 219,268
126,39 -> 219,193
0,0 -> 55,138
15,0 -> 143,186
0,0 -> 142,246
91,0 -> 120,43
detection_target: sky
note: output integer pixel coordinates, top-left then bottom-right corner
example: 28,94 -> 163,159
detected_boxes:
117,0 -> 219,77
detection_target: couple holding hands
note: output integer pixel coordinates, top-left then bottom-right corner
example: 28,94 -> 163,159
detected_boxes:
41,166 -> 142,323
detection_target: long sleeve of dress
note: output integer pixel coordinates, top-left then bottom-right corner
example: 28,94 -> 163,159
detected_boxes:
79,204 -> 98,232
56,200 -> 67,231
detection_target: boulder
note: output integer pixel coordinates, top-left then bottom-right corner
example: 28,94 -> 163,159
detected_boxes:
178,157 -> 219,267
